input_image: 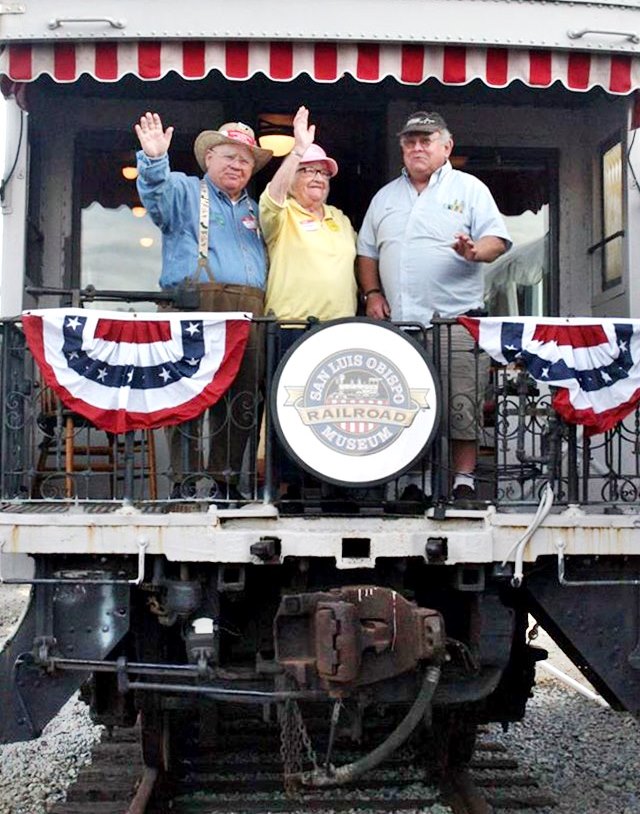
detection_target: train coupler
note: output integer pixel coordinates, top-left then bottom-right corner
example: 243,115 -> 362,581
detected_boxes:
274,585 -> 445,691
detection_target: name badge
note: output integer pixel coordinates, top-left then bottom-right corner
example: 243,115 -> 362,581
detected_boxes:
242,216 -> 259,230
300,219 -> 321,232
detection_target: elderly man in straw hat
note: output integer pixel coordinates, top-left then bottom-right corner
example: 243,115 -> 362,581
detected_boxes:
135,111 -> 273,504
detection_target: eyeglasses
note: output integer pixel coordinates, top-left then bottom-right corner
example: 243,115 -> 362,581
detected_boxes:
209,149 -> 255,168
297,167 -> 332,179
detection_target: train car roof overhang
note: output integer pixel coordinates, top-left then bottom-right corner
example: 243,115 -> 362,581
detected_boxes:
0,40 -> 637,96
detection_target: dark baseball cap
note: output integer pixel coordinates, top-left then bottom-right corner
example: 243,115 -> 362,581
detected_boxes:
398,111 -> 449,136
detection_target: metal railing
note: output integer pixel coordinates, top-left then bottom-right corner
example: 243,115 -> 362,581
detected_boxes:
1,314 -> 638,513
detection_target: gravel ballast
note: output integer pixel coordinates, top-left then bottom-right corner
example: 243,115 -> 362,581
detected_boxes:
1,585 -> 639,813
491,676 -> 640,814
0,585 -> 102,814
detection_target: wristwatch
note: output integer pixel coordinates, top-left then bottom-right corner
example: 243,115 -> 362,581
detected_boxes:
363,288 -> 382,301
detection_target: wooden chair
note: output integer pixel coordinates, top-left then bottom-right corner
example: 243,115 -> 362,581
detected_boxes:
34,390 -> 157,500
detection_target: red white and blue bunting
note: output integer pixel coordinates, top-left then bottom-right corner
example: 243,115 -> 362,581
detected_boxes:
460,316 -> 640,435
22,308 -> 252,433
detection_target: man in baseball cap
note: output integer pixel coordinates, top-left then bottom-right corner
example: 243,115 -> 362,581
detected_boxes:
396,110 -> 449,137
357,109 -> 511,505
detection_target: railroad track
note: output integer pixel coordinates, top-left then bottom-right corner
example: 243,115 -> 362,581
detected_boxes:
49,712 -> 557,814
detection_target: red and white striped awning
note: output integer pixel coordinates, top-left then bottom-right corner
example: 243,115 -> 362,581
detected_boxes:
0,40 -> 637,94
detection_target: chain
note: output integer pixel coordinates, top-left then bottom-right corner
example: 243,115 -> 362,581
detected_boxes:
278,698 -> 319,795
527,621 -> 540,643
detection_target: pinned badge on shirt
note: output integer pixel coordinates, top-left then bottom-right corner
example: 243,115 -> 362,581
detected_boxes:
242,215 -> 259,230
300,219 -> 321,232
325,219 -> 340,232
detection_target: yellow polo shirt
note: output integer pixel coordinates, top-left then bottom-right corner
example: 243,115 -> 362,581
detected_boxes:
259,187 -> 357,321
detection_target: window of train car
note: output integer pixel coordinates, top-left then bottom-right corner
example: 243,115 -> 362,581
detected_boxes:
600,135 -> 624,291
76,134 -> 199,311
455,147 -> 558,317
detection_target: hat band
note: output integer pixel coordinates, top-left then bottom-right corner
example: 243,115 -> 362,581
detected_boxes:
219,129 -> 257,147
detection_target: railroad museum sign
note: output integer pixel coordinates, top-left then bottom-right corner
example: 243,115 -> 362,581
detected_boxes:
272,319 -> 440,486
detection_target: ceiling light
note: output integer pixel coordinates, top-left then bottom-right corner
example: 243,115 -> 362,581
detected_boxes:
258,114 -> 295,157
122,166 -> 138,180
139,237 -> 154,248
132,206 -> 147,218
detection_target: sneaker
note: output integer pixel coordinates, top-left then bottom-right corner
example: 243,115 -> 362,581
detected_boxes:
452,483 -> 476,502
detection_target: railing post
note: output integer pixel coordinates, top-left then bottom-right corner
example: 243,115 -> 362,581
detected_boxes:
0,322 -> 29,501
262,318 -> 277,504
581,430 -> 591,504
0,322 -> 6,499
566,422 -> 579,503
123,431 -> 135,502
431,320 -> 444,503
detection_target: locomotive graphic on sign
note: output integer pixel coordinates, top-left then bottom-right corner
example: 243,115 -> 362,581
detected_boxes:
272,319 -> 440,485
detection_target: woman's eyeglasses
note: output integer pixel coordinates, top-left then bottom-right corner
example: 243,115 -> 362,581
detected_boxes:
297,167 -> 332,179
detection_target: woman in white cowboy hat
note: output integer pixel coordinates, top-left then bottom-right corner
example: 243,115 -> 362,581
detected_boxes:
259,105 -> 357,327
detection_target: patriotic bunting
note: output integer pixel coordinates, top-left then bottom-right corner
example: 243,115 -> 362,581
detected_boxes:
459,316 -> 640,435
22,309 -> 252,433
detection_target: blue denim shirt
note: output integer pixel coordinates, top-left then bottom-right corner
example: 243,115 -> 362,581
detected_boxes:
136,151 -> 268,290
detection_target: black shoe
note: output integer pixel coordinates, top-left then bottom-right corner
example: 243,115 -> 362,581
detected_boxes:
210,482 -> 244,506
452,483 -> 476,502
400,484 -> 431,504
169,481 -> 197,500
278,483 -> 303,514
384,484 -> 431,514
226,484 -> 245,503
281,483 -> 302,501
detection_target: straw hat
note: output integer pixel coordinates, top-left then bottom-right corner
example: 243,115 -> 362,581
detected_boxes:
193,122 -> 273,174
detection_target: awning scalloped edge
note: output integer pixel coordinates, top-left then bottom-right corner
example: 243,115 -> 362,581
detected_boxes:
0,40 -> 636,94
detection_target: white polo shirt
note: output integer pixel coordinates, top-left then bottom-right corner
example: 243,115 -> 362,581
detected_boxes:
357,162 -> 511,324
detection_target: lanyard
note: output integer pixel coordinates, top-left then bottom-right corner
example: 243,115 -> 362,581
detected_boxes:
194,179 -> 215,283
193,179 -> 259,284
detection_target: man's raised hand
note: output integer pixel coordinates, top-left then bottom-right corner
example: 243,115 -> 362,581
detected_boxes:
135,112 -> 174,158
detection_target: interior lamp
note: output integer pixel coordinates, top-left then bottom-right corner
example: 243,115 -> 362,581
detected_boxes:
258,114 -> 295,157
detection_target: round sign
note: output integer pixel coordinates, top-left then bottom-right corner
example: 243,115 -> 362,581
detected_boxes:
271,319 -> 441,487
